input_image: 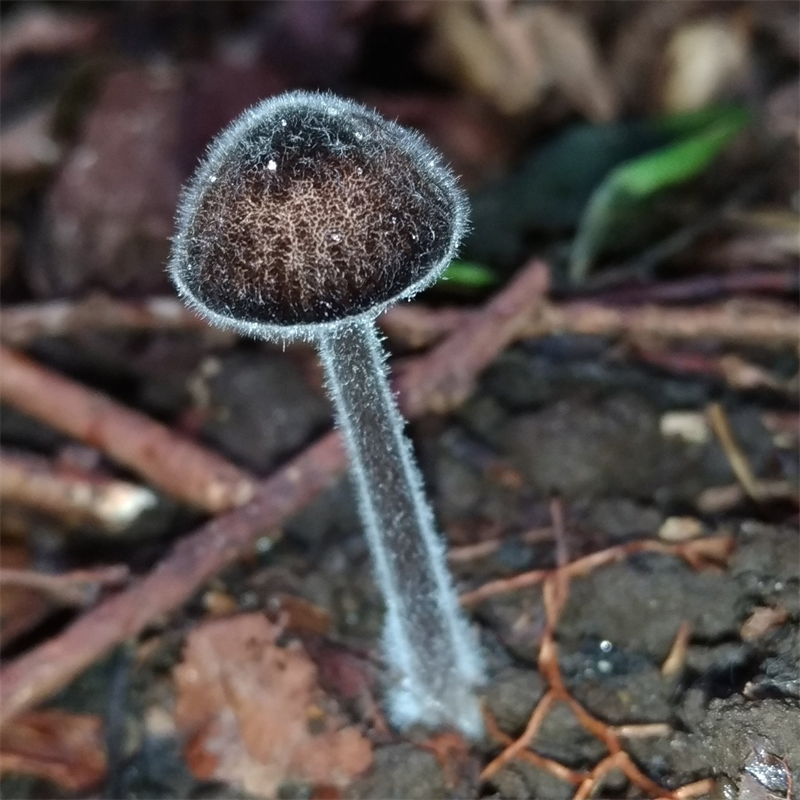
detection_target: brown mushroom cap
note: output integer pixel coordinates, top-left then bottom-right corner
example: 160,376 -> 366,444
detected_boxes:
170,92 -> 467,335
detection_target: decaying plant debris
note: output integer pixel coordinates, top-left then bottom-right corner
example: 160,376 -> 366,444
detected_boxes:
1,2 -> 798,799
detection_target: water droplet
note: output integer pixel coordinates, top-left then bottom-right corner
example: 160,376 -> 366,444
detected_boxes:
330,231 -> 342,243
209,175 -> 217,183
356,167 -> 363,175
598,659 -> 612,674
355,132 -> 364,140
267,159 -> 277,171
600,640 -> 612,653
280,118 -> 287,127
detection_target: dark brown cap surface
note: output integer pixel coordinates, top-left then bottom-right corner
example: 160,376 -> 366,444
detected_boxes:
170,92 -> 466,333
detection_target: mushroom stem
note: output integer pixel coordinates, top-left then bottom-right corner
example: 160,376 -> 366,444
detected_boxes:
318,319 -> 484,737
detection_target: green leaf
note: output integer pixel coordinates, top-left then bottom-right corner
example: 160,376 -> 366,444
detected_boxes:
440,260 -> 498,288
569,106 -> 750,283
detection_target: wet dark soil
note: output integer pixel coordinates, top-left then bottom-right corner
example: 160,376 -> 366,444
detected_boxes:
3,332 -> 796,800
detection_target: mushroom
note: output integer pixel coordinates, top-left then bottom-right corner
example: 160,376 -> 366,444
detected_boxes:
169,91 -> 484,736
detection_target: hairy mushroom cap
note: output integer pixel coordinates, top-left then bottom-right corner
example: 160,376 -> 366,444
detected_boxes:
169,91 -> 468,339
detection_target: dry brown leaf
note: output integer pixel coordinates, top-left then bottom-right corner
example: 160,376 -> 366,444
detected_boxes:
0,709 -> 107,792
521,4 -> 617,122
267,592 -> 332,635
174,613 -> 372,799
661,14 -> 751,112
424,1 -> 615,120
425,2 -> 543,115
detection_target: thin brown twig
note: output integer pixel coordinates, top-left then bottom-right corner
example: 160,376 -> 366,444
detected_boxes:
0,566 -> 129,607
447,526 -> 553,564
632,348 -> 793,393
669,778 -> 716,799
5,275 -> 795,351
0,257 -> 550,726
610,723 -> 672,739
482,704 -> 586,786
477,506 -> 723,799
525,298 -> 800,350
661,621 -> 692,678
578,268 -> 799,305
486,577 -> 710,800
382,297 -> 800,351
0,450 -> 159,533
707,402 -> 763,501
396,259 -> 551,415
0,346 -> 256,513
460,535 -> 734,606
548,497 -> 571,626
0,432 -> 344,726
480,690 -> 557,780
697,480 -> 798,514
0,293 -> 224,346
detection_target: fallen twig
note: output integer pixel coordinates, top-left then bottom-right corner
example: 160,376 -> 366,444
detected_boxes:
610,723 -> 672,739
633,348 -> 795,393
578,268 -> 799,305
0,294 -> 222,346
707,402 -> 763,501
4,281 -> 796,352
0,347 -> 256,512
447,526 -> 553,564
0,450 -> 159,533
383,298 -> 800,351
460,535 -> 734,606
0,432 -> 344,726
396,259 -> 550,415
0,566 -> 129,607
697,480 -> 798,514
0,258 -> 550,725
527,299 -> 800,350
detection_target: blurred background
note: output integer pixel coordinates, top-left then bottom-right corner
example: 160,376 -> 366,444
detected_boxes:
2,0 -> 798,298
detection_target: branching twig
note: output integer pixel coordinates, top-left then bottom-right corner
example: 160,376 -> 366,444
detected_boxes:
480,523 -> 722,798
460,535 -> 734,606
